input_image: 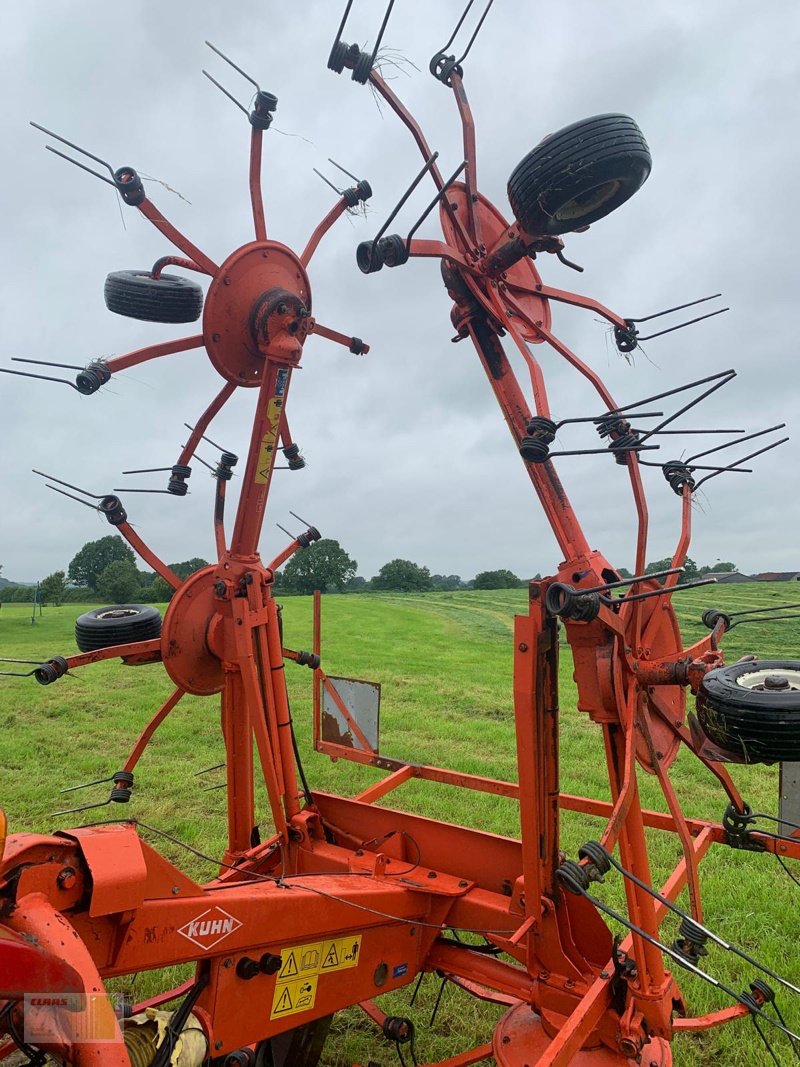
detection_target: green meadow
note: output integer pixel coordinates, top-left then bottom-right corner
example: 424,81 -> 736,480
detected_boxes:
1,582 -> 799,1065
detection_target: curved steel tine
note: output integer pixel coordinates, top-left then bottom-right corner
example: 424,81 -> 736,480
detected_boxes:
202,70 -> 249,116
694,436 -> 789,490
367,0 -> 397,69
455,0 -> 496,65
436,0 -> 478,54
686,423 -> 786,465
30,121 -> 115,178
0,366 -> 79,389
628,293 -> 722,325
205,41 -> 260,90
637,306 -> 729,342
46,485 -> 101,509
44,146 -> 116,186
32,470 -> 104,498
406,160 -> 467,250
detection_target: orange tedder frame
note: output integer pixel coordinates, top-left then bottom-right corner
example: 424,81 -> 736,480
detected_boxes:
1,16 -> 798,1067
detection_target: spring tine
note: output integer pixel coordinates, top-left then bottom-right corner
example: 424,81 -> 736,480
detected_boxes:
630,428 -> 744,436
111,487 -> 174,494
276,523 -> 296,540
0,669 -> 38,678
13,357 -> 84,371
194,762 -> 226,776
430,976 -> 448,1027
34,470 -> 100,496
0,366 -> 78,389
730,613 -> 800,630
51,797 -> 112,818
289,510 -> 315,527
636,371 -> 736,446
455,0 -> 496,64
194,455 -> 216,473
184,424 -> 230,453
121,467 -> 173,475
367,0 -> 397,69
31,121 -> 115,178
438,0 -> 478,53
556,411 -> 664,429
694,436 -> 789,490
409,971 -> 426,1007
728,602 -> 800,619
60,775 -> 115,795
638,460 -> 753,473
406,160 -> 467,250
0,658 -> 51,665
202,783 -> 227,792
331,0 -> 356,55
201,70 -> 249,116
32,470 -> 104,498
629,293 -> 723,325
205,41 -> 260,90
585,566 -> 684,594
637,306 -> 729,342
372,152 -> 439,253
46,485 -> 101,510
43,146 -> 117,187
548,445 -> 659,458
313,167 -> 343,196
607,576 -> 717,605
611,369 -> 735,415
328,158 -> 360,183
686,423 -> 786,465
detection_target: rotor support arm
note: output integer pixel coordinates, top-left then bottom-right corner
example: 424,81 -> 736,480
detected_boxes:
249,126 -> 267,242
137,197 -> 219,277
105,335 -> 204,375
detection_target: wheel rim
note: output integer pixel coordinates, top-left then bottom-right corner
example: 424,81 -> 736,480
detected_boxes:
736,668 -> 800,692
555,179 -> 621,221
96,608 -> 141,620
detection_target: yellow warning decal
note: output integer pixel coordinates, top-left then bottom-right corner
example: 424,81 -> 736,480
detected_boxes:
254,398 -> 283,485
271,974 -> 318,1018
269,935 -> 362,1017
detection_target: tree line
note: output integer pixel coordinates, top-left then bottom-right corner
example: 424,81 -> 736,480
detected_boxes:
0,536 -> 740,606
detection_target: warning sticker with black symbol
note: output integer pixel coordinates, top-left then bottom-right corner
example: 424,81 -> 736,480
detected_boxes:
269,935 -> 362,1019
271,975 -> 319,1018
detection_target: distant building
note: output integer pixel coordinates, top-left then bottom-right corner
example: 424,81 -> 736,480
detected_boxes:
752,571 -> 800,582
715,571 -> 755,583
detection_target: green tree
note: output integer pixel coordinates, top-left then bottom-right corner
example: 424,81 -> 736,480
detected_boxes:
96,559 -> 141,603
645,557 -> 698,583
68,536 -> 135,590
431,574 -> 463,591
148,576 -> 176,603
474,568 -> 521,589
39,570 -> 67,606
708,561 -> 736,573
279,539 -> 356,595
617,567 -> 633,579
169,558 -> 209,580
371,559 -> 432,592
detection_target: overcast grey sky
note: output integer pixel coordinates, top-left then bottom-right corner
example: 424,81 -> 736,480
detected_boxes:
1,2 -> 798,584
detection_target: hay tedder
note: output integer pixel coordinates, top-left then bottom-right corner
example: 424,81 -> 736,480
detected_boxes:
3,3 -> 800,1065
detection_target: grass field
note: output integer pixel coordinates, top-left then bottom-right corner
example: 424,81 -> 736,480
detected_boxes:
1,583 -> 799,1065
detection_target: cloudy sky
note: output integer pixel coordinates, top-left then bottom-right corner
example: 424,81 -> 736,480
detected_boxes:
1,2 -> 798,585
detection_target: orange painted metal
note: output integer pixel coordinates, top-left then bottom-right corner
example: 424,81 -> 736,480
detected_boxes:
1,29 -> 787,1067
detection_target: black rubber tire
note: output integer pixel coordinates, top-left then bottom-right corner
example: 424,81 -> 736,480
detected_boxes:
696,659 -> 800,763
104,270 -> 203,323
75,604 -> 162,653
507,113 -> 652,236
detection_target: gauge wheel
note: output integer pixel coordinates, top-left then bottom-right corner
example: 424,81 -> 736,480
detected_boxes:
696,659 -> 800,763
75,604 -> 162,652
507,113 -> 652,236
104,269 -> 203,323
